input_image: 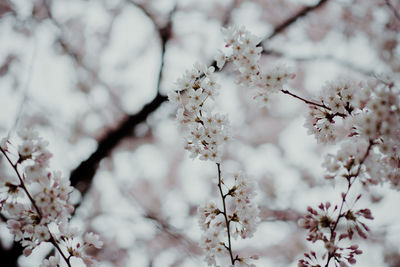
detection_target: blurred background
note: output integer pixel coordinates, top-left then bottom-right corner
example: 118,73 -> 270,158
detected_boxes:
0,0 -> 399,266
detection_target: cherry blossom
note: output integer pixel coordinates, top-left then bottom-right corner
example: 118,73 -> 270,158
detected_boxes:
0,130 -> 103,266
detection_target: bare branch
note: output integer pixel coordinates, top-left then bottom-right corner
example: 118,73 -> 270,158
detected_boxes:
263,49 -> 374,77
69,92 -> 167,194
264,0 -> 329,41
69,3 -> 176,195
216,163 -> 236,264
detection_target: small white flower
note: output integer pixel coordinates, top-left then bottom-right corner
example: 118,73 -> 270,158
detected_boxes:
41,254 -> 60,267
84,232 -> 103,249
215,49 -> 226,69
18,140 -> 35,157
34,225 -> 50,241
0,137 -> 8,150
168,90 -> 182,106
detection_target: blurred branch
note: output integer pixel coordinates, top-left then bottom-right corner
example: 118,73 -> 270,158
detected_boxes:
9,37 -> 37,138
70,0 -> 241,196
117,183 -> 202,260
69,92 -> 167,194
144,212 -> 202,256
0,0 -> 15,19
259,206 -> 303,223
385,0 -> 400,21
263,49 -> 374,77
69,2 -> 176,197
213,0 -> 329,71
204,0 -> 243,69
45,1 -> 124,108
264,0 -> 329,41
222,0 -> 241,26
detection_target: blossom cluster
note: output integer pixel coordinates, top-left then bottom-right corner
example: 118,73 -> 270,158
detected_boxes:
298,199 -> 372,267
299,77 -> 398,266
169,59 -> 259,265
0,129 -> 102,266
354,80 -> 400,189
198,172 -> 258,266
168,62 -> 230,163
303,79 -> 356,144
323,138 -> 370,181
217,26 -> 295,107
308,78 -> 400,189
298,244 -> 362,267
304,77 -> 399,150
170,25 -> 398,267
229,173 -> 259,239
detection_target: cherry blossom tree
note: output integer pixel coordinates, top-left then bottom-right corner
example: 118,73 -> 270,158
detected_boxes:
0,0 -> 399,266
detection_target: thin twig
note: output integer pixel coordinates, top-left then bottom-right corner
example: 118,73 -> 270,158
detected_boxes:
264,0 -> 329,41
263,49 -> 374,77
324,140 -> 374,267
216,163 -> 236,264
9,36 -> 37,138
280,89 -> 349,118
280,89 -> 328,109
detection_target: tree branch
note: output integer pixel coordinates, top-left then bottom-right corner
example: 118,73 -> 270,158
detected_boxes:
70,3 -> 175,195
264,0 -> 329,41
69,92 -> 167,194
216,163 -> 236,265
263,49 -> 374,77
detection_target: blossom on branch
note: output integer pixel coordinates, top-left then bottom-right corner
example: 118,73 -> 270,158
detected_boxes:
0,129 -> 102,266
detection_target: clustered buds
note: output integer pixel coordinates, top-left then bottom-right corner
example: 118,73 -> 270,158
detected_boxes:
298,200 -> 372,267
299,244 -> 363,267
298,76 -> 399,266
0,129 -> 103,266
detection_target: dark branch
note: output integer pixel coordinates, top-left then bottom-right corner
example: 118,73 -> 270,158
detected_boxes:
263,49 -> 374,77
264,0 -> 329,41
69,92 -> 167,194
216,163 -> 236,264
70,3 -> 175,194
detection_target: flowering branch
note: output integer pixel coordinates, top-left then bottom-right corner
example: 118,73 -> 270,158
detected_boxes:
68,0 -> 177,199
215,25 -> 399,267
216,163 -> 236,265
298,76 -> 399,266
0,146 -> 72,267
0,130 -> 103,266
324,140 -> 374,267
298,141 -> 375,267
169,58 -> 259,266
